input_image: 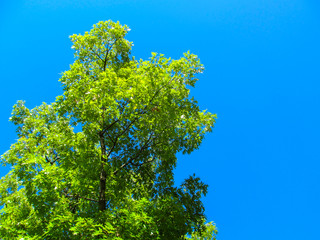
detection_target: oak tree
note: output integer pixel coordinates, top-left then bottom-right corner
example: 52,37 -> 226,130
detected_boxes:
0,20 -> 217,239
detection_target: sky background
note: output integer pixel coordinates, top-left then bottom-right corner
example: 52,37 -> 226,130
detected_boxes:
1,0 -> 320,239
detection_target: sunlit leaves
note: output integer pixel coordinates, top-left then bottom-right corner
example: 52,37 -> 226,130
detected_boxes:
0,20 -> 217,239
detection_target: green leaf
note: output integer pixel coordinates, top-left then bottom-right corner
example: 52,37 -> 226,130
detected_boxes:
0,20 -> 217,240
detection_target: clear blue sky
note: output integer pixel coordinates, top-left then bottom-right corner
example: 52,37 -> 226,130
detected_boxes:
1,0 -> 320,239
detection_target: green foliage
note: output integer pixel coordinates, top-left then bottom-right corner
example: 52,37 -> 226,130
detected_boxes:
186,222 -> 218,240
0,20 -> 217,239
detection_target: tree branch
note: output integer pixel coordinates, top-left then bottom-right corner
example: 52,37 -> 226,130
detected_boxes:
101,118 -> 120,135
101,75 -> 175,159
130,155 -> 156,168
113,132 -> 155,175
45,155 -> 59,165
103,39 -> 118,71
65,194 -> 98,202
88,46 -> 104,62
99,132 -> 107,211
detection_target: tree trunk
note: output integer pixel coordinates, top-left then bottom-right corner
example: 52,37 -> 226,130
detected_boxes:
99,133 -> 107,211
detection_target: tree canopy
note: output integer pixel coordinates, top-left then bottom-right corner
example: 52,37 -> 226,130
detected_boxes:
0,20 -> 217,239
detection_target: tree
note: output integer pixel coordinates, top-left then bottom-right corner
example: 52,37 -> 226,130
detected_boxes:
0,20 -> 217,239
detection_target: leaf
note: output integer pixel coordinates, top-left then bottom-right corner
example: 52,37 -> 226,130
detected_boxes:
0,20 -> 217,240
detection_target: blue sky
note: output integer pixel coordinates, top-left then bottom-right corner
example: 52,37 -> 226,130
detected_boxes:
1,0 -> 320,239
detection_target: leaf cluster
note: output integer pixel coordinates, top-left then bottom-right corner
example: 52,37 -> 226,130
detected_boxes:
0,20 -> 217,239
